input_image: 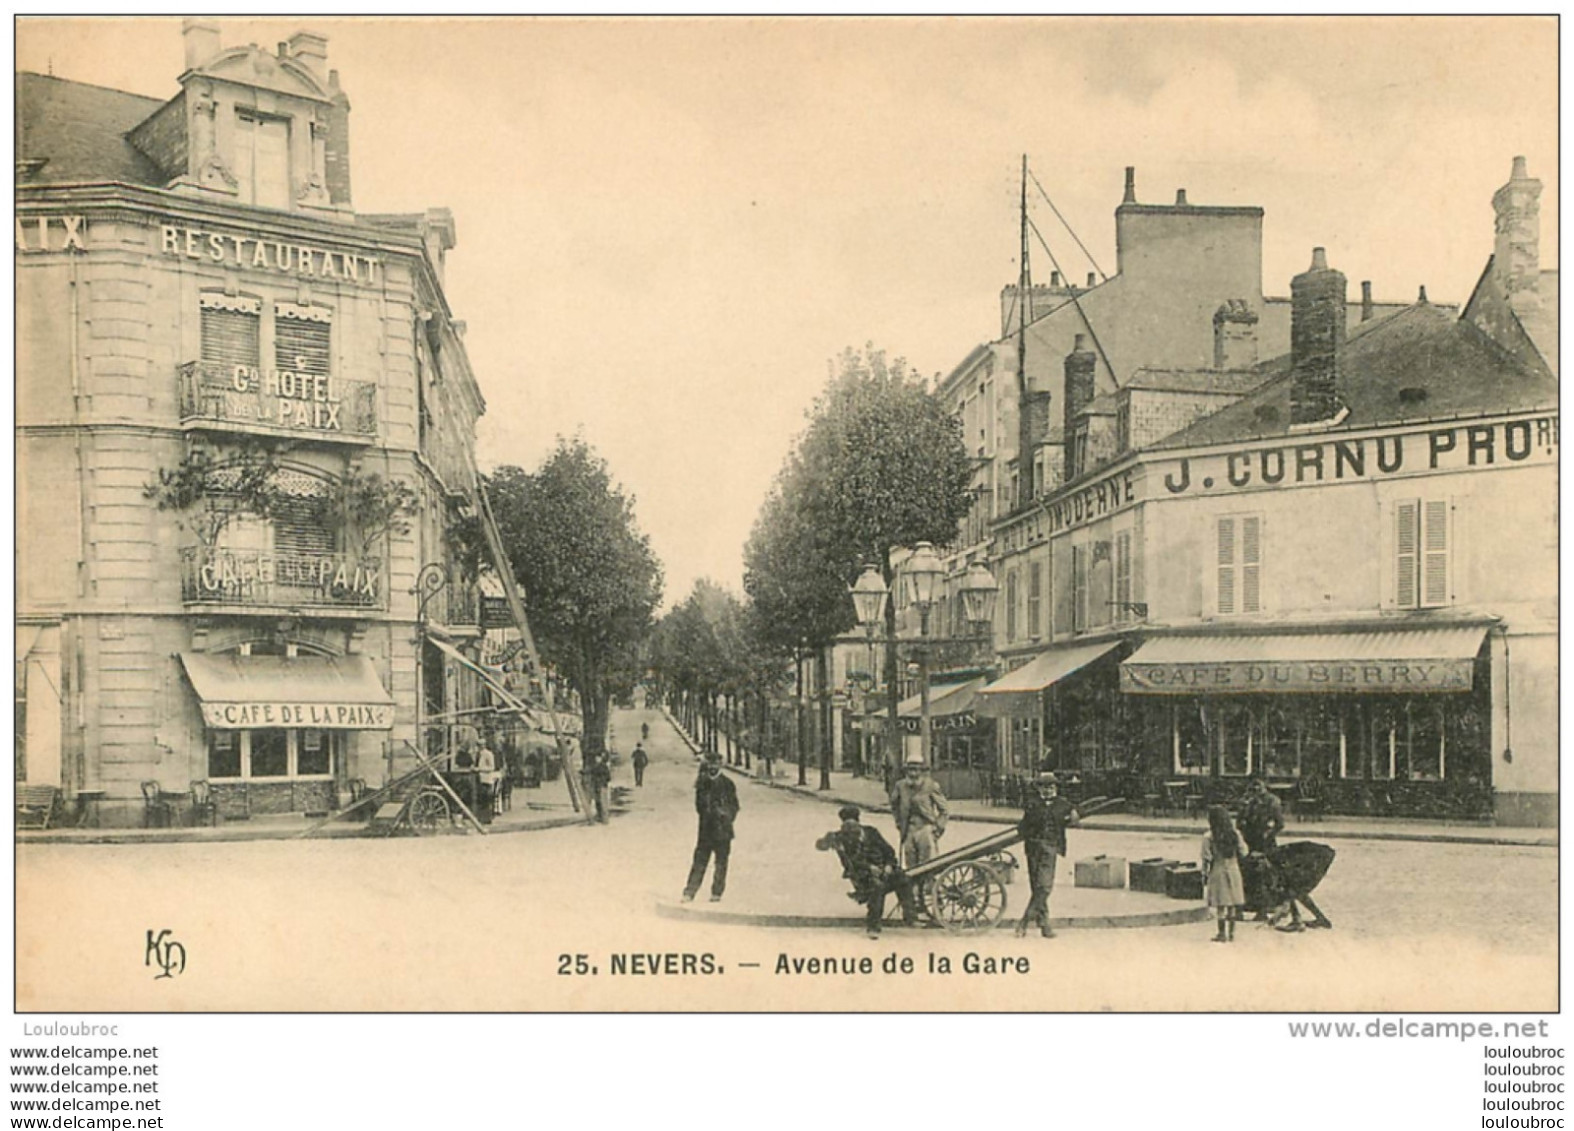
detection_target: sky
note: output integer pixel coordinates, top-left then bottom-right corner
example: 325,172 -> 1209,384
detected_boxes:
14,16 -> 1558,608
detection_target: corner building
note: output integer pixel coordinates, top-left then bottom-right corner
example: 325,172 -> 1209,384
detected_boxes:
17,23 -> 499,825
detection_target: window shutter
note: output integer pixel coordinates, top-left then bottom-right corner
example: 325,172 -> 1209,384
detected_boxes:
275,307 -> 332,375
1027,562 -> 1042,638
1241,515 -> 1262,613
200,302 -> 260,370
1114,529 -> 1132,618
1072,546 -> 1089,631
1422,499 -> 1450,607
1216,517 -> 1236,615
271,496 -> 335,556
1395,499 -> 1420,608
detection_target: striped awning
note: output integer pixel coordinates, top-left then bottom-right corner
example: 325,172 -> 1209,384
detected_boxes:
975,641 -> 1123,718
1120,625 -> 1488,695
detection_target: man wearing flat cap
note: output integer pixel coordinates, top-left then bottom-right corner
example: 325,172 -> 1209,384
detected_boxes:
1016,772 -> 1080,938
889,751 -> 949,869
682,751 -> 739,902
816,805 -> 918,938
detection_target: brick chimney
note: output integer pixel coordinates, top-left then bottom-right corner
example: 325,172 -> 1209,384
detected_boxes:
287,31 -> 330,81
1493,155 -> 1541,318
1213,300 -> 1259,369
1360,280 -> 1374,322
182,18 -> 221,71
1063,334 -> 1098,481
1289,248 -> 1346,426
325,69 -> 353,206
1122,166 -> 1137,205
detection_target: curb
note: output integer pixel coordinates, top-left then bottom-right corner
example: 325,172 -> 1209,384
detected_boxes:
654,900 -> 1212,931
16,812 -> 594,846
728,774 -> 1557,850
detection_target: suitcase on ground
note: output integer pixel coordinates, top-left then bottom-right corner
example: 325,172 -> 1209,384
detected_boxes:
1164,862 -> 1205,900
1129,857 -> 1178,894
1074,854 -> 1127,889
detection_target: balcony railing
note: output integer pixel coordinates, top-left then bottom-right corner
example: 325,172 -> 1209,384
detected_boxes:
179,362 -> 378,443
181,546 -> 388,611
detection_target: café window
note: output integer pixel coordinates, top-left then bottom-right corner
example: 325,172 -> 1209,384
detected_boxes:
234,111 -> 292,210
200,292 -> 261,370
1216,702 -> 1253,776
1215,513 -> 1263,616
1173,701 -> 1210,775
1395,498 -> 1451,609
207,727 -> 339,781
1257,702 -> 1301,779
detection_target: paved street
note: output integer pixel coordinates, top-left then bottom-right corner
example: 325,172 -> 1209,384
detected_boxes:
16,707 -> 1556,1013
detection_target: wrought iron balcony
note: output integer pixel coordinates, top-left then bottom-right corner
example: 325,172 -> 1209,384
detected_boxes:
179,362 -> 378,443
181,546 -> 388,611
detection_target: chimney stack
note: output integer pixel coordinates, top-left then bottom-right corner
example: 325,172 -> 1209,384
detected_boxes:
1492,156 -> 1542,318
1063,334 -> 1098,482
1086,272 -> 1096,288
182,18 -> 221,71
1289,247 -> 1346,426
1050,270 -> 1061,287
1122,166 -> 1137,205
1175,188 -> 1188,206
1360,280 -> 1374,322
1213,300 -> 1259,369
287,30 -> 330,80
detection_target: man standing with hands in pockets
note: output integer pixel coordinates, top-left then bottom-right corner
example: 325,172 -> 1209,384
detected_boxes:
889,752 -> 949,869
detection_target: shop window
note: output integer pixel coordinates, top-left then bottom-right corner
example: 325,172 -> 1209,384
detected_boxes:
275,304 -> 332,376
1401,701 -> 1445,781
1173,701 -> 1209,775
1395,499 -> 1451,609
200,292 -> 261,370
1216,514 -> 1262,616
207,731 -> 241,779
1027,562 -> 1042,639
234,112 -> 291,210
298,729 -> 331,776
1258,703 -> 1300,779
250,729 -> 289,777
1075,716 -> 1100,772
1216,702 -> 1253,776
1300,701 -> 1341,781
1367,704 -> 1398,780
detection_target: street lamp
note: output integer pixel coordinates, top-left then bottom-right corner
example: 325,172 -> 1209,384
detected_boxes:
904,543 -> 944,768
959,561 -> 1001,627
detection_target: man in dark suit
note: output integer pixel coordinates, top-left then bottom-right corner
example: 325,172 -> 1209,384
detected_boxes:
682,752 -> 739,903
1016,772 -> 1080,938
817,805 -> 918,938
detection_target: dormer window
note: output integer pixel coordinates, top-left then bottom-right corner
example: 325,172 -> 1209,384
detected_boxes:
234,111 -> 291,209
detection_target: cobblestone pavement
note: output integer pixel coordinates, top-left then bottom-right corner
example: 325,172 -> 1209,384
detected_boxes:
15,706 -> 1555,1013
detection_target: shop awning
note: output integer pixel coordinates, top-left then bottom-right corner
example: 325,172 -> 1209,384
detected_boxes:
179,653 -> 395,729
975,641 -> 1123,718
895,677 -> 987,734
1120,625 -> 1489,695
426,637 -> 540,725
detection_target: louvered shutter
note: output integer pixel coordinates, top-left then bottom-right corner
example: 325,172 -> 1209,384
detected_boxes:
1027,562 -> 1042,637
271,496 -> 335,556
200,297 -> 260,371
1395,499 -> 1420,608
275,307 -> 332,375
1114,529 -> 1132,619
1216,517 -> 1236,615
1241,516 -> 1262,613
1422,500 -> 1450,607
1072,546 -> 1089,631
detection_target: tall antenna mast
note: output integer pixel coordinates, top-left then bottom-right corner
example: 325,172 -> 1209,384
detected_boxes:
1017,154 -> 1035,504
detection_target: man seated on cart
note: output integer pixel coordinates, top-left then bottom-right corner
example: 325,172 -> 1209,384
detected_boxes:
816,806 -> 920,939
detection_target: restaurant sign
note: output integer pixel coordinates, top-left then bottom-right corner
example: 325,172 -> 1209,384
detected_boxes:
1121,659 -> 1474,695
897,712 -> 983,734
161,223 -> 383,285
201,700 -> 393,729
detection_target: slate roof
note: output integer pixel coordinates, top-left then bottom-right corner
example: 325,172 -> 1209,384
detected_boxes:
1124,367 -> 1268,394
1157,301 -> 1558,449
16,73 -> 168,186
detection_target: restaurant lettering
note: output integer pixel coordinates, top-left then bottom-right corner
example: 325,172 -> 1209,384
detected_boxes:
199,551 -> 381,600
1159,415 -> 1558,497
201,701 -> 393,729
161,223 -> 382,285
15,215 -> 86,252
1121,659 -> 1474,695
1042,469 -> 1136,535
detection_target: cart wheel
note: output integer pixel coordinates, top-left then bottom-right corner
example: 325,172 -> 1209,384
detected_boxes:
407,790 -> 450,835
926,860 -> 1008,932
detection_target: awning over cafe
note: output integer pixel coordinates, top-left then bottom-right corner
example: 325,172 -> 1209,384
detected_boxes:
975,641 -> 1123,718
895,677 -> 987,734
427,637 -> 540,725
179,652 -> 396,729
1119,625 -> 1489,695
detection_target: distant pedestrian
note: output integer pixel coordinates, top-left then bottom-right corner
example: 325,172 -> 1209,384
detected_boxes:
816,805 -> 918,938
1201,805 -> 1246,942
475,738 -> 500,824
889,753 -> 949,868
641,721 -> 650,743
682,751 -> 739,902
1015,772 -> 1079,938
631,742 -> 649,787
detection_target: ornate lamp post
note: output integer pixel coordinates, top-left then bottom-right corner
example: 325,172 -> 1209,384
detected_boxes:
851,548 -> 997,777
411,562 -> 451,772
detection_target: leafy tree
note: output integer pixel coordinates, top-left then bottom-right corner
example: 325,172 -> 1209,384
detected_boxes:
485,436 -> 662,759
745,344 -> 974,785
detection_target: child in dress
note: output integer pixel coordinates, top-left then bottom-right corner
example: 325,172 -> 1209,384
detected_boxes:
1201,804 -> 1246,942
